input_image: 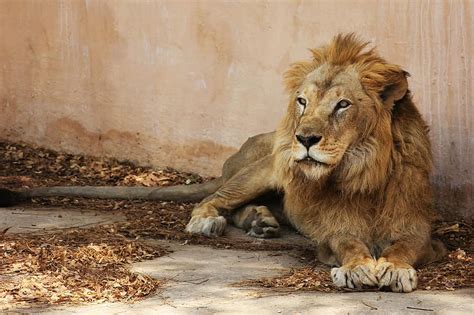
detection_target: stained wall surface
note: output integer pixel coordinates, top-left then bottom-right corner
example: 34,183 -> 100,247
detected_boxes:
0,0 -> 472,219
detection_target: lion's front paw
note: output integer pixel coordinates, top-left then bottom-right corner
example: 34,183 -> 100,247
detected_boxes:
185,215 -> 227,237
375,258 -> 417,293
331,259 -> 378,289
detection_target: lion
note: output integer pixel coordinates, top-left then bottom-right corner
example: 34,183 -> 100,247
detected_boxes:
184,33 -> 445,292
0,34 -> 445,292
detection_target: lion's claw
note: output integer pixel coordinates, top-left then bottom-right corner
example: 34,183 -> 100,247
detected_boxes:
331,260 -> 378,289
331,266 -> 357,289
375,260 -> 417,293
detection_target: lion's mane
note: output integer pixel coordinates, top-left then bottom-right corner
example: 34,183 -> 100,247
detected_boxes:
273,34 -> 434,250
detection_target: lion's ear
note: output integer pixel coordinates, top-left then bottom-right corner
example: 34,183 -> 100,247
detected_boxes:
380,70 -> 409,106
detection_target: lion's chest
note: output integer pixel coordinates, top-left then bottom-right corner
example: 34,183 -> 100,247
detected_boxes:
283,192 -> 330,238
282,184 -> 376,242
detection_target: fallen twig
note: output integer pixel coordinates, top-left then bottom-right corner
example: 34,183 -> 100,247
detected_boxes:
407,306 -> 434,311
361,300 -> 378,310
176,277 -> 210,285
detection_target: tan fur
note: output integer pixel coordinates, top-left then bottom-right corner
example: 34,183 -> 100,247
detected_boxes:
186,34 -> 444,292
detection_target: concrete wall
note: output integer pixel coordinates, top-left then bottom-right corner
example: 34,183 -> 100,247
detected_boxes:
0,0 -> 472,220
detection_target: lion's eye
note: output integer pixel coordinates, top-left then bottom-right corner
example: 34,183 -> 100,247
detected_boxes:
297,97 -> 307,106
335,99 -> 351,111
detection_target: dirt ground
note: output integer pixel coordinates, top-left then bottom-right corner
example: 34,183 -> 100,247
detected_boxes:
0,140 -> 472,311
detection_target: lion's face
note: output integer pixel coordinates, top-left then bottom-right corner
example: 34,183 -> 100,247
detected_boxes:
289,64 -> 377,179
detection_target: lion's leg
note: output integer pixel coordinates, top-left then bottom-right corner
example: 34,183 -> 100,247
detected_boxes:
375,237 -> 431,293
221,132 -> 274,181
185,155 -> 277,237
232,205 -> 280,238
329,237 -> 378,289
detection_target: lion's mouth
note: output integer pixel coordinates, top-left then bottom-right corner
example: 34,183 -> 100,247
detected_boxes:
295,156 -> 329,166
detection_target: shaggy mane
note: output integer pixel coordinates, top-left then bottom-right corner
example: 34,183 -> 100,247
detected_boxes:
284,33 -> 407,98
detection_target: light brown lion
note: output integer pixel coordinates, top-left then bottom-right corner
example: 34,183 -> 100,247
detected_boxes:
185,34 -> 445,292
1,34 -> 445,292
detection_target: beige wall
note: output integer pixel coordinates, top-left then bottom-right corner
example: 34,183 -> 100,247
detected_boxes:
0,0 -> 472,219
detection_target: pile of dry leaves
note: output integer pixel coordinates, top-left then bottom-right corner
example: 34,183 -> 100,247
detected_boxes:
0,141 -> 203,188
0,226 -> 165,310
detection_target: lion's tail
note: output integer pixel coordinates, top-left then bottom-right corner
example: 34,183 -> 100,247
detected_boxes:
0,177 -> 223,207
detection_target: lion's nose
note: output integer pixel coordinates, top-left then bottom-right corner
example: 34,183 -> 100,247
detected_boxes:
295,134 -> 322,149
